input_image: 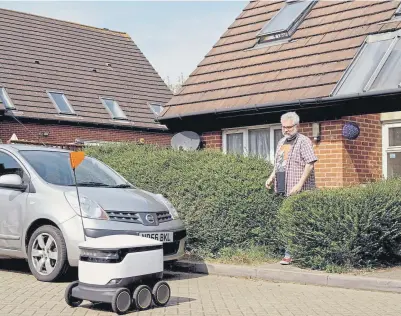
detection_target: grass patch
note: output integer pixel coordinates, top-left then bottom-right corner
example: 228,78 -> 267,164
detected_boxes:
184,246 -> 280,266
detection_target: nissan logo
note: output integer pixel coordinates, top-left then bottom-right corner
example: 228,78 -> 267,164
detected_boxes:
145,214 -> 155,223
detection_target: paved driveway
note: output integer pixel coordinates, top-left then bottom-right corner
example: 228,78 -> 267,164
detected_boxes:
0,259 -> 400,316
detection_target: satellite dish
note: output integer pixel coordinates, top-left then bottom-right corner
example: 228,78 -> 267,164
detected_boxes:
171,131 -> 200,151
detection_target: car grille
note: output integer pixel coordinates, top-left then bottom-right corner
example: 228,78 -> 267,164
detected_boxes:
157,211 -> 172,223
105,210 -> 173,224
105,211 -> 140,223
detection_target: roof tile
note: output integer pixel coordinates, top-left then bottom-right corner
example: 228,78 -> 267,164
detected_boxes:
163,0 -> 401,117
0,8 -> 171,129
380,20 -> 401,31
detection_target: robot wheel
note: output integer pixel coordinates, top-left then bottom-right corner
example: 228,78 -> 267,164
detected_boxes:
64,281 -> 83,308
152,281 -> 171,307
111,288 -> 132,315
133,285 -> 153,311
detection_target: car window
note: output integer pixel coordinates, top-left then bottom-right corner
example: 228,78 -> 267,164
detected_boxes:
19,150 -> 131,187
0,151 -> 25,179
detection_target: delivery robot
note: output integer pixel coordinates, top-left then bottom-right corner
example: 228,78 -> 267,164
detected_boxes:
64,235 -> 171,314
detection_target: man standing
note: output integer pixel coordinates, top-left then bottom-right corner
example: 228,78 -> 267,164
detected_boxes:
265,111 -> 318,265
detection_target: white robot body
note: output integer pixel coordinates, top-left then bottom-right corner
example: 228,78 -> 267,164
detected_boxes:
78,235 -> 163,286
66,235 -> 171,314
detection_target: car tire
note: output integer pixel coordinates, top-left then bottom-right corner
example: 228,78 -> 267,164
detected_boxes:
27,225 -> 69,282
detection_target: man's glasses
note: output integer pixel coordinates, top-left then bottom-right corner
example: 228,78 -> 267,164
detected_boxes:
281,124 -> 296,130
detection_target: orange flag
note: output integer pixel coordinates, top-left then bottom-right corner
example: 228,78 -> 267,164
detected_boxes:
70,151 -> 85,170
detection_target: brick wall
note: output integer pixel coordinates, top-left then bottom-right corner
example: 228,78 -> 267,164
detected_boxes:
201,114 -> 383,188
0,120 -> 173,146
342,114 -> 383,186
298,121 -> 345,187
296,114 -> 383,187
201,131 -> 222,149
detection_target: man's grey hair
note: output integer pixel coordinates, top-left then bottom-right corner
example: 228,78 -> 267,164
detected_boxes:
281,112 -> 300,125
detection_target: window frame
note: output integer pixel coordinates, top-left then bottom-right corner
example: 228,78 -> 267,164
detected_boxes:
222,124 -> 282,162
395,3 -> 401,17
0,87 -> 16,110
331,30 -> 401,96
0,149 -> 31,185
256,0 -> 316,44
47,91 -> 76,115
100,97 -> 128,120
148,102 -> 164,116
382,121 -> 401,179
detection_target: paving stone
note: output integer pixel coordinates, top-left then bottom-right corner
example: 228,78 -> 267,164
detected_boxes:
1,266 -> 401,315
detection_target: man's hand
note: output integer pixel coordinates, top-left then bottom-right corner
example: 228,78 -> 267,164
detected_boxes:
265,178 -> 273,190
265,168 -> 276,191
289,183 -> 302,195
289,162 -> 315,195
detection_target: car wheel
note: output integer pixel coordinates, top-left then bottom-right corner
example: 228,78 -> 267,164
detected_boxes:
27,225 -> 69,282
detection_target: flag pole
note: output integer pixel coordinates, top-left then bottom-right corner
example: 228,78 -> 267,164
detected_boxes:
70,151 -> 86,241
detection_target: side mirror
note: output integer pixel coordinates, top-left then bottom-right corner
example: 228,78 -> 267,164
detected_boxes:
0,174 -> 28,191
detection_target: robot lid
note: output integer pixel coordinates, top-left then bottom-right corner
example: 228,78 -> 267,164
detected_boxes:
78,234 -> 162,250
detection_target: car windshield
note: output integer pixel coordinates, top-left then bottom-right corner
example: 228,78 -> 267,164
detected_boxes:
19,150 -> 133,188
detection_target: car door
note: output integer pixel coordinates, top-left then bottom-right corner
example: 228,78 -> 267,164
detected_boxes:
0,150 -> 29,250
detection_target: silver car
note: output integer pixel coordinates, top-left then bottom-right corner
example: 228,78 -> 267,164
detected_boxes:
0,144 -> 187,282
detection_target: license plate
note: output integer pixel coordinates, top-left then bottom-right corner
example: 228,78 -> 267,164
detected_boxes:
140,232 -> 173,243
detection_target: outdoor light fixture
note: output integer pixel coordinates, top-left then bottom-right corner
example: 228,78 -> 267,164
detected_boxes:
342,121 -> 360,140
312,122 -> 321,142
38,131 -> 49,137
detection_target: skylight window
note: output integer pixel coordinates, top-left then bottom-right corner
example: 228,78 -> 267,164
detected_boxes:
47,92 -> 75,115
395,4 -> 401,17
0,87 -> 15,110
332,31 -> 401,96
257,0 -> 315,43
148,102 -> 163,116
100,97 -> 127,120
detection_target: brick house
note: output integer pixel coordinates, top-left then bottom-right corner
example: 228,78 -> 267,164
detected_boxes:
0,8 -> 173,147
158,0 -> 401,188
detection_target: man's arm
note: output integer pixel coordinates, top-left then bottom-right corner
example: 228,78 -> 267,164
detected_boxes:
289,162 -> 314,195
265,166 -> 276,189
289,137 -> 318,195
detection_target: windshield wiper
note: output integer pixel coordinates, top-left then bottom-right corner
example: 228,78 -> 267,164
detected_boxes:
68,182 -> 110,187
110,184 -> 133,188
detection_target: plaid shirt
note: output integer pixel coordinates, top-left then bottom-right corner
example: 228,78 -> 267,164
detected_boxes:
274,133 -> 318,196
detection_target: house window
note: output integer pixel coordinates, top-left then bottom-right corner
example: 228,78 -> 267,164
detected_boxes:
383,122 -> 401,178
148,102 -> 163,116
48,92 -> 75,115
257,0 -> 315,44
333,30 -> 401,96
100,98 -> 127,120
0,87 -> 15,110
223,125 -> 282,162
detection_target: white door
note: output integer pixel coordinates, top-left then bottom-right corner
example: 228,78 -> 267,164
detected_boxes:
0,150 -> 29,250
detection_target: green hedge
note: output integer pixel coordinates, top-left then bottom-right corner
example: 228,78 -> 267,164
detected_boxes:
278,179 -> 401,271
84,142 -> 401,270
85,143 -> 283,256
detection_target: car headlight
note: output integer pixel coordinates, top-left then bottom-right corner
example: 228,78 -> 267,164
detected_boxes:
155,194 -> 179,219
64,191 -> 109,220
